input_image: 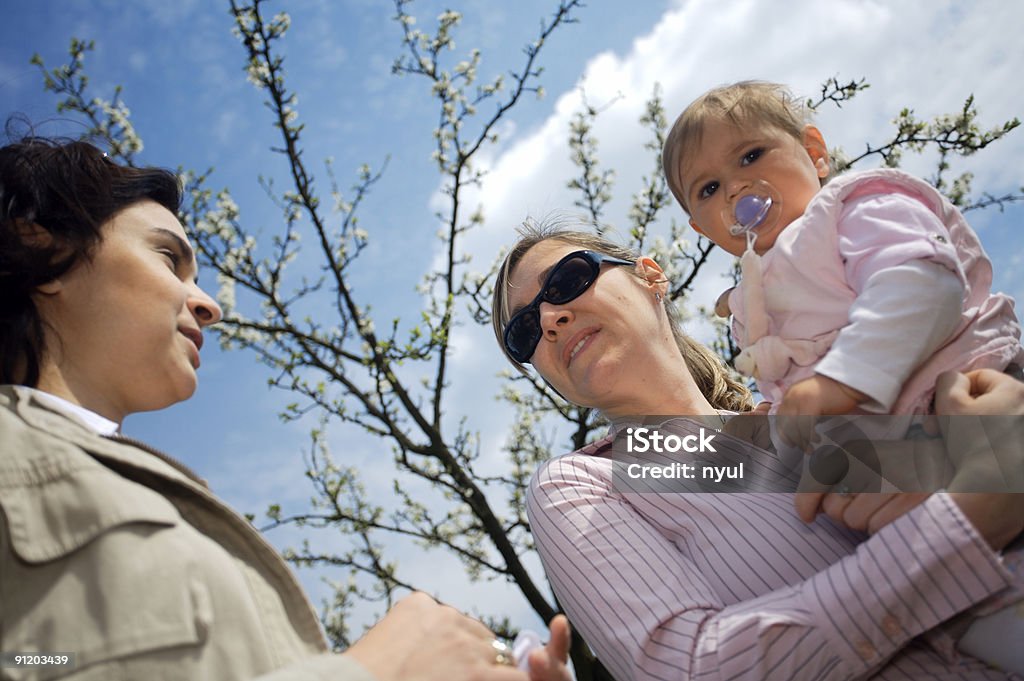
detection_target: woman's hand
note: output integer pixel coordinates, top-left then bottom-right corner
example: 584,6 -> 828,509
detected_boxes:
798,491 -> 930,531
936,367 -> 1024,416
345,592 -> 529,681
936,369 -> 1024,551
946,491 -> 1024,551
526,615 -> 572,681
796,369 -> 1024,544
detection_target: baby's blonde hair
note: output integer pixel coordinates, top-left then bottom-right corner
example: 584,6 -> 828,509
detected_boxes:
663,81 -> 817,213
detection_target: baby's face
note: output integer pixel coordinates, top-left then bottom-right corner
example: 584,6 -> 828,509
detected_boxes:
678,118 -> 827,256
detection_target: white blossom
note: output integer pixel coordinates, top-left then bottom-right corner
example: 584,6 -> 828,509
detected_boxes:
216,272 -> 237,314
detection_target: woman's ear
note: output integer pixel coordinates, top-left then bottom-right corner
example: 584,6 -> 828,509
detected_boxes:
802,125 -> 830,178
16,219 -> 53,245
16,221 -> 65,295
36,279 -> 63,295
635,256 -> 668,297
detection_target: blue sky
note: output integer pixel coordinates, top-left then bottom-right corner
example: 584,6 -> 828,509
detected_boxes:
4,0 -> 1023,641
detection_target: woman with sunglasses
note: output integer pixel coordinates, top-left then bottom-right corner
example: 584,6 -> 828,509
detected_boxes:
0,135 -> 573,681
491,222 -> 1024,681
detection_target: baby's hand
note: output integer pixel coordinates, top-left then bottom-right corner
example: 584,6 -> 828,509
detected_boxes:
777,375 -> 865,449
714,287 -> 734,318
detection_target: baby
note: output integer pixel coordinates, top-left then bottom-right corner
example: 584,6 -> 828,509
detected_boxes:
663,80 -> 1021,428
663,79 -> 1023,675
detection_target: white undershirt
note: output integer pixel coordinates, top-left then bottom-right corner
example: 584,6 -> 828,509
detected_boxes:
24,387 -> 120,436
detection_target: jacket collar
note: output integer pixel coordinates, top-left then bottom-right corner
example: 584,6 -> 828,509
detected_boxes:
2,385 -> 208,489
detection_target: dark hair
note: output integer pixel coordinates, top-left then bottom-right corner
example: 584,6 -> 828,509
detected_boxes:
0,135 -> 182,386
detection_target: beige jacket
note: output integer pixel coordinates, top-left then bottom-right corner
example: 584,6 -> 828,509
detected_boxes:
0,386 -> 375,681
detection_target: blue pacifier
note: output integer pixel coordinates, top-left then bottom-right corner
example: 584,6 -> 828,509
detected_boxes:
726,180 -> 781,236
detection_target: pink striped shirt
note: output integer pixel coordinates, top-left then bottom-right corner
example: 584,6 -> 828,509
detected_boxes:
528,422 -> 1022,681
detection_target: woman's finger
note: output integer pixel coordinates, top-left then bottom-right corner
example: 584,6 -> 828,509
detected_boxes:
528,616 -> 572,681
794,491 -> 827,523
934,370 -> 972,413
835,493 -> 927,533
546,615 -> 571,663
863,493 -> 929,534
965,368 -> 1003,394
819,491 -> 856,525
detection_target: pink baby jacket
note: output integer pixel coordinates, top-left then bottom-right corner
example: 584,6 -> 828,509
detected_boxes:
728,168 -> 1022,414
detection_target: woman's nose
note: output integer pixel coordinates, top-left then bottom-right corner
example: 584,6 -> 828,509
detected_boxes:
539,302 -> 573,338
188,285 -> 223,326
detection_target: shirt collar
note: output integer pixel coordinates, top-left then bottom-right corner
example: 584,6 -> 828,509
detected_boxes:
24,388 -> 120,436
607,411 -> 733,435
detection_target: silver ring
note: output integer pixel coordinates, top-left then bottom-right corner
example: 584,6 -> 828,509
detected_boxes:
491,639 -> 514,667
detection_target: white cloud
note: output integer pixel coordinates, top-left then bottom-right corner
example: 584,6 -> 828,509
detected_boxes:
0,59 -> 26,96
448,0 -> 1023,336
214,108 -> 239,145
472,0 -> 1022,319
128,51 -> 147,73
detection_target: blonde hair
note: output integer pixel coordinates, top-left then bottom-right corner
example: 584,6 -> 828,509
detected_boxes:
492,219 -> 753,412
662,80 -> 821,213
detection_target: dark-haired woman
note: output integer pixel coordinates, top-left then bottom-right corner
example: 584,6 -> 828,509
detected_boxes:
0,137 -> 571,681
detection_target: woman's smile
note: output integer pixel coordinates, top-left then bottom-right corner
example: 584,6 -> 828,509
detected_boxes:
565,328 -> 599,368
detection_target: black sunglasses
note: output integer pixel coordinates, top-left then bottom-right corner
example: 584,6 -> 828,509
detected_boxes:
503,250 -> 634,363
